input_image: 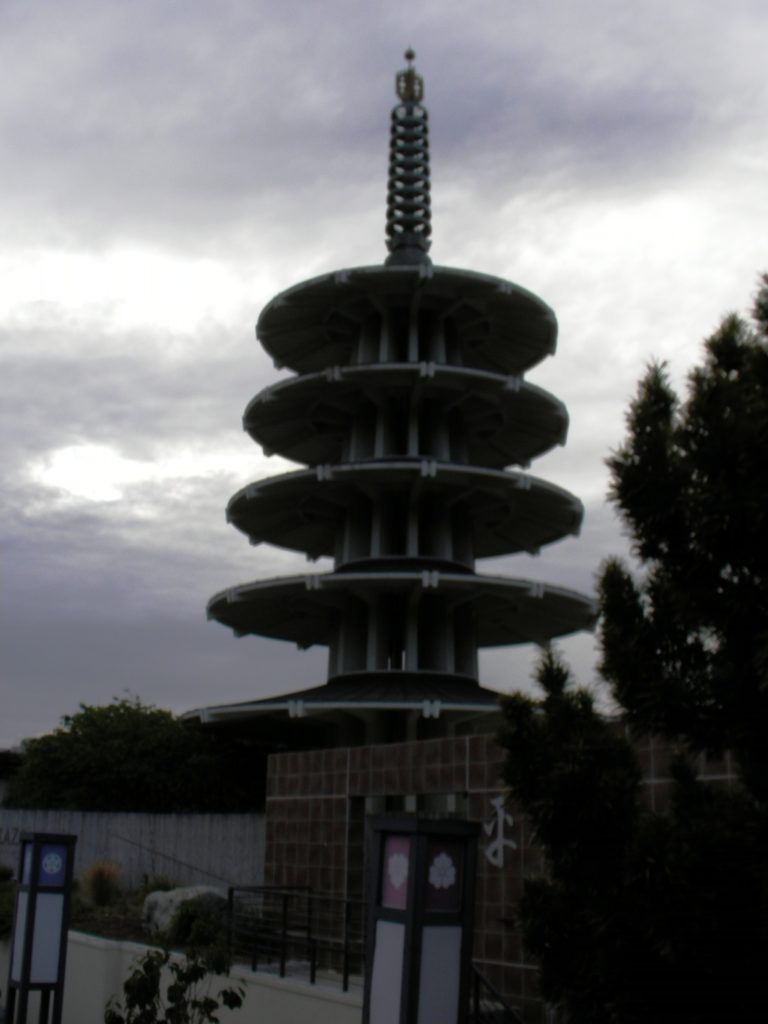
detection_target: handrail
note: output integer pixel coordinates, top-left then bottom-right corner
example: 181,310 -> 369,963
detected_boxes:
227,885 -> 365,992
471,964 -> 525,1024
229,885 -> 527,1018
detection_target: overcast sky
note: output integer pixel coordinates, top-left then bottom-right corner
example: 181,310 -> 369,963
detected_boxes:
2,0 -> 766,745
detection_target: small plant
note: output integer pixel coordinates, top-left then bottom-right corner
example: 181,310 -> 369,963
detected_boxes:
104,947 -> 244,1024
82,860 -> 122,907
165,896 -> 227,950
141,874 -> 176,897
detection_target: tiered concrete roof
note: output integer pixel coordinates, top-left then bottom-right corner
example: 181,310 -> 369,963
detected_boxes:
203,55 -> 595,739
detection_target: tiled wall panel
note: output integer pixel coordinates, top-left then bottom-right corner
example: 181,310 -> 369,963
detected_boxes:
264,729 -> 736,1023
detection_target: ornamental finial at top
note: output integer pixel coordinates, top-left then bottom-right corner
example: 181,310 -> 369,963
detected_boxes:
396,48 -> 424,104
386,49 -> 431,265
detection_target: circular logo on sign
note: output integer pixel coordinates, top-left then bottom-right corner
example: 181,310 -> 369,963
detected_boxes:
42,852 -> 63,876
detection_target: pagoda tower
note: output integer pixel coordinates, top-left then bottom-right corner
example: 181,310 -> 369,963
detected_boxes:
207,53 -> 595,739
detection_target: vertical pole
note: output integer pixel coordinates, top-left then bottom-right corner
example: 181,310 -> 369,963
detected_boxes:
51,986 -> 64,1024
342,898 -> 351,992
15,842 -> 42,1024
280,892 -> 288,977
308,892 -> 315,984
226,888 -> 234,969
38,989 -> 50,1024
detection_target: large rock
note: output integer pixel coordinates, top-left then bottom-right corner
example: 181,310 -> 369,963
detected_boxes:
142,885 -> 228,934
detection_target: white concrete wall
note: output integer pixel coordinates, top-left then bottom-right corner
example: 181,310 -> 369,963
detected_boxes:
2,933 -> 362,1024
66,932 -> 361,1024
0,810 -> 265,888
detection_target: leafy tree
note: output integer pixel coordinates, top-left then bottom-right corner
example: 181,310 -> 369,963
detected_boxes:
3,698 -> 265,812
499,275 -> 768,1023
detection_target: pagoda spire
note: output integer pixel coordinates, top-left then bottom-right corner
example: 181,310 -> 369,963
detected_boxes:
385,49 -> 432,266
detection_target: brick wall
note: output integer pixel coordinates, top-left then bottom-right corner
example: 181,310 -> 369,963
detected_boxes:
264,728 -> 737,1023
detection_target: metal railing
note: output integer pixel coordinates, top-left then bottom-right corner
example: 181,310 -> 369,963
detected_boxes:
227,885 -> 365,991
471,964 -> 525,1024
228,886 -> 528,1021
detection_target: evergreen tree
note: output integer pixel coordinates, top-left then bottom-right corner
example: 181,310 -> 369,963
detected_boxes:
499,275 -> 768,1023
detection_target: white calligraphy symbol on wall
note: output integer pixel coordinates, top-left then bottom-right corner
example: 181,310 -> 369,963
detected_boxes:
483,795 -> 517,868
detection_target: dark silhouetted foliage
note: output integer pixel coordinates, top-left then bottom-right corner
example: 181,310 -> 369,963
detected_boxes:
4,698 -> 266,812
499,275 -> 768,1024
104,946 -> 244,1024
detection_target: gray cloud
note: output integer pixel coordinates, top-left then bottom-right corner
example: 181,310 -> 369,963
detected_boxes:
2,0 -> 767,742
0,604 -> 325,745
3,1 -> 763,248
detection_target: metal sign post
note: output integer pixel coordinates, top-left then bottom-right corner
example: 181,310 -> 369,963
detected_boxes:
4,833 -> 77,1024
363,816 -> 479,1024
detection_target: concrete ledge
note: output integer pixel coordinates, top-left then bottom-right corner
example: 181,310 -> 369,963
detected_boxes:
1,932 -> 362,1024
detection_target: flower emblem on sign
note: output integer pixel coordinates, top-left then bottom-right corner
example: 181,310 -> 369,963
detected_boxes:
428,851 -> 456,890
42,853 -> 63,876
387,851 -> 409,890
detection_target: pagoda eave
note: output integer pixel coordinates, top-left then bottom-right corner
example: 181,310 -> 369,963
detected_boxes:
244,363 -> 568,469
226,459 -> 583,559
207,571 -> 597,648
257,264 -> 558,376
186,674 -> 503,727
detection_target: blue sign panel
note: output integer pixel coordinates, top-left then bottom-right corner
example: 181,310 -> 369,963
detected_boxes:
38,844 -> 67,887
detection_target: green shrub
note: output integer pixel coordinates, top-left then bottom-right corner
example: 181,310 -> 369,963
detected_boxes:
165,896 -> 227,950
140,874 -> 176,898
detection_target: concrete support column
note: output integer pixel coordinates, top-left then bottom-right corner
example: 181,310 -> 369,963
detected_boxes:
405,590 -> 420,671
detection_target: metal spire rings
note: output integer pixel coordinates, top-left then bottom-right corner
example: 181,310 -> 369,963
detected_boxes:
386,49 -> 431,266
